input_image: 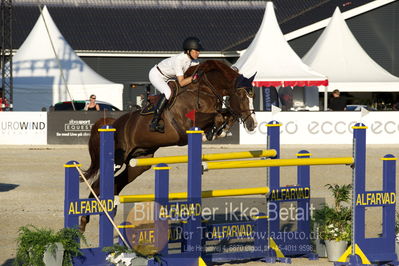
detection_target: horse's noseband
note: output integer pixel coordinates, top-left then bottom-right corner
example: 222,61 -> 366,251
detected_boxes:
200,72 -> 255,126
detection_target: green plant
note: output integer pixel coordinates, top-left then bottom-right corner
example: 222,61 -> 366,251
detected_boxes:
103,244 -> 131,257
314,184 -> 352,242
14,225 -> 86,266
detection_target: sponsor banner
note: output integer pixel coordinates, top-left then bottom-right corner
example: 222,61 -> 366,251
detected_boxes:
47,111 -> 127,144
240,111 -> 399,144
0,112 -> 47,144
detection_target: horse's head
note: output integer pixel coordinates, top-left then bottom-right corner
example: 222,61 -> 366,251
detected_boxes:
189,60 -> 257,132
227,72 -> 257,131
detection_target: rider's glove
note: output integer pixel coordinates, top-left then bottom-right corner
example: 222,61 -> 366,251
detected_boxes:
192,70 -> 203,84
192,73 -> 200,83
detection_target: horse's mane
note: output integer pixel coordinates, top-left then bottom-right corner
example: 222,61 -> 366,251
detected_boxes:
186,60 -> 237,81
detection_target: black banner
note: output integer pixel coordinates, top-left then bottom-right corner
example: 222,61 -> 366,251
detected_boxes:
47,111 -> 239,145
47,111 -> 128,144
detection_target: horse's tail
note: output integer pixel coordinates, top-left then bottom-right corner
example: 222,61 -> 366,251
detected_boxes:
84,117 -> 116,181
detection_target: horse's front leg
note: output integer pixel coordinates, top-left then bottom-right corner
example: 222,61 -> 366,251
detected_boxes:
204,113 -> 234,141
216,113 -> 235,138
114,150 -> 155,194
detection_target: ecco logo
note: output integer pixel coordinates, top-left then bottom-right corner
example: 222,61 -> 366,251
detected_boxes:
247,120 -> 399,135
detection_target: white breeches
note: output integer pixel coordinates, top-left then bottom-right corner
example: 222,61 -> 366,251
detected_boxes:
149,67 -> 172,100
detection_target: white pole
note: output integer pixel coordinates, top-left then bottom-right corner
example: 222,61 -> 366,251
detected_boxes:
38,6 -> 76,110
73,163 -> 131,248
324,85 -> 328,111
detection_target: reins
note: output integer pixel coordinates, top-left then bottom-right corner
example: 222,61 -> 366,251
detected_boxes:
235,86 -> 256,124
201,72 -> 254,125
172,66 -> 255,127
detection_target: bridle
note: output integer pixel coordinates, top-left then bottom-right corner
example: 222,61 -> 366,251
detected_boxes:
235,87 -> 256,125
200,72 -> 255,126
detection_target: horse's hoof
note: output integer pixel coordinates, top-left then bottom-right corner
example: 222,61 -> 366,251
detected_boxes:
115,163 -> 126,177
79,224 -> 86,233
206,130 -> 214,141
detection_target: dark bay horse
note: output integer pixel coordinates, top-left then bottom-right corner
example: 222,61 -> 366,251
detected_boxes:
80,60 -> 257,231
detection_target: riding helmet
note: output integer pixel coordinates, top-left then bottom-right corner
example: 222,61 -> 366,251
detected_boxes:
183,37 -> 203,51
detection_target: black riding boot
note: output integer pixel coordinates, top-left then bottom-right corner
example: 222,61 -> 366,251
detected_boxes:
149,94 -> 168,133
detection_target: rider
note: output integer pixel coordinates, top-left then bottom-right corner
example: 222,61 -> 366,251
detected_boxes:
148,37 -> 203,133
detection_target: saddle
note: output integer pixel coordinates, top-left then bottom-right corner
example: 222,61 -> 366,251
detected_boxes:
140,80 -> 180,115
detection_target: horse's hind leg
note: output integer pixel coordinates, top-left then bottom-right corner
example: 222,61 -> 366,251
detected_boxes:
79,179 -> 100,232
114,153 -> 155,195
79,147 -> 126,232
114,148 -> 127,178
79,207 -> 90,233
79,164 -> 128,233
79,152 -> 156,232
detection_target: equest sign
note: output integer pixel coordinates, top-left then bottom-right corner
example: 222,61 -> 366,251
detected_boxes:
64,119 -> 92,133
47,111 -> 127,144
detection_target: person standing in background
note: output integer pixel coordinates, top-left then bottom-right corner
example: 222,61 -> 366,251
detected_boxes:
84,94 -> 100,111
329,89 -> 346,111
392,96 -> 399,111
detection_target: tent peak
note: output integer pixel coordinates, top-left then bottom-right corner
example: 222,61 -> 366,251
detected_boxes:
233,1 -> 327,86
10,6 -> 123,110
302,5 -> 399,92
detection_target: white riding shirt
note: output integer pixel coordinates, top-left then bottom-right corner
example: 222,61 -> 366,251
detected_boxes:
157,52 -> 199,79
149,52 -> 199,99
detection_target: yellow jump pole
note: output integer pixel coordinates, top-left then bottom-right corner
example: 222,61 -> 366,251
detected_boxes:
118,186 -> 269,203
203,157 -> 354,170
129,149 -> 277,167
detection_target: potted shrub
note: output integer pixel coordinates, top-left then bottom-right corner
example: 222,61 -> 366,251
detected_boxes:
314,183 -> 352,262
14,225 -> 85,266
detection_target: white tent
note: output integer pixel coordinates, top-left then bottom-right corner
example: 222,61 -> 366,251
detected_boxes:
9,6 -> 124,111
234,2 -> 328,88
302,7 -> 399,92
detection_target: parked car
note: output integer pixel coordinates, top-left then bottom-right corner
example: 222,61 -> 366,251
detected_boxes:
52,100 -> 120,111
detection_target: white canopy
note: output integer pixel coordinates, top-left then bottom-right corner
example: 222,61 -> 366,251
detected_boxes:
233,2 -> 328,87
9,6 -> 124,111
302,7 -> 399,92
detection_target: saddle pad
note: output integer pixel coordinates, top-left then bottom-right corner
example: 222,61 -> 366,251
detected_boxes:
140,80 -> 179,115
148,95 -> 160,105
167,80 -> 179,109
140,94 -> 160,115
140,103 -> 155,115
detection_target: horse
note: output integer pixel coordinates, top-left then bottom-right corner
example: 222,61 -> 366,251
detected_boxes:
80,60 -> 257,231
